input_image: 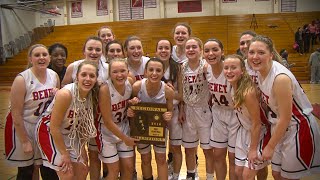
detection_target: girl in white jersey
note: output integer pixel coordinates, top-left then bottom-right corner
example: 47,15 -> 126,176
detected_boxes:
5,44 -> 60,180
203,38 -> 237,180
61,36 -> 108,179
97,26 -> 115,63
128,57 -> 174,180
171,23 -> 191,64
180,37 -> 211,180
156,39 -> 183,180
124,36 -> 150,81
96,58 -> 139,179
106,40 -> 125,60
224,54 -> 269,180
248,35 -> 320,179
61,36 -> 109,86
36,61 -> 99,180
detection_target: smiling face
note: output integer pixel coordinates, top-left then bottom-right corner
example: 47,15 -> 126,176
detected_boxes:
77,64 -> 98,95
29,46 -> 50,70
50,47 -> 66,69
156,40 -> 172,62
174,25 -> 190,46
203,40 -> 224,66
185,39 -> 202,62
247,41 -> 273,75
126,40 -> 143,62
239,34 -> 254,58
107,43 -> 124,59
109,60 -> 129,87
223,57 -> 243,85
84,39 -> 103,61
99,28 -> 115,44
145,60 -> 164,84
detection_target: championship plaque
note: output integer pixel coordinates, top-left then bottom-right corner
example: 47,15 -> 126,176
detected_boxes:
130,102 -> 167,145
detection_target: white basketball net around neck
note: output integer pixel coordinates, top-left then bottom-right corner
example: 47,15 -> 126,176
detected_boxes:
182,59 -> 208,105
68,84 -> 97,160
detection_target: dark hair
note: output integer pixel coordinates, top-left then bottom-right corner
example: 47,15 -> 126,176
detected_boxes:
49,43 -> 68,58
204,38 -> 225,61
105,40 -> 124,55
156,39 -> 180,83
82,36 -> 103,52
172,22 -> 192,36
124,35 -> 142,51
76,60 -> 100,115
145,57 -> 165,73
97,26 -> 114,37
240,30 -> 257,38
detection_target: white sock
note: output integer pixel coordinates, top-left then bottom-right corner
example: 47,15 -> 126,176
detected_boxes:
173,172 -> 179,179
206,173 -> 214,180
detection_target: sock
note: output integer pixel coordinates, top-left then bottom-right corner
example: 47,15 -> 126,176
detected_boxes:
206,173 -> 214,180
173,172 -> 179,179
187,170 -> 195,179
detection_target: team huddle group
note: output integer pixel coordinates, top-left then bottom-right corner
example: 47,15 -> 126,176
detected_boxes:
4,23 -> 320,180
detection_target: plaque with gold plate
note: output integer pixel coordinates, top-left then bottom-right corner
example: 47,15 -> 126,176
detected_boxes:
130,102 -> 167,145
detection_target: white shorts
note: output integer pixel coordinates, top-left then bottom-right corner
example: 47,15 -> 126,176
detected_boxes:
168,106 -> 182,146
271,115 -> 320,179
88,117 -> 100,151
182,105 -> 212,149
36,116 -> 84,171
210,106 -> 239,153
5,112 -> 42,167
97,123 -> 134,163
235,125 -> 269,170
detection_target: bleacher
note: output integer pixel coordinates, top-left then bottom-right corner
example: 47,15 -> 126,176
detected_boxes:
0,11 -> 319,85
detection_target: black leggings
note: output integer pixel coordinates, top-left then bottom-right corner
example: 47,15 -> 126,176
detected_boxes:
40,165 -> 59,180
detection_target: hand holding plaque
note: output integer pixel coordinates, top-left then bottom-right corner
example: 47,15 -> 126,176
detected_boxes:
129,102 -> 167,145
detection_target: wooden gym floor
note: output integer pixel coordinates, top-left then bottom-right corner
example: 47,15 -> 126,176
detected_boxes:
0,84 -> 319,180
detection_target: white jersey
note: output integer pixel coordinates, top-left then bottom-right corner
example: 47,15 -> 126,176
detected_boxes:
19,68 -> 58,124
100,79 -> 132,142
245,59 -> 258,84
128,56 -> 149,80
172,45 -> 188,64
71,59 -> 109,83
138,78 -> 166,104
41,83 -> 88,135
182,59 -> 209,107
206,65 -> 233,109
258,61 -> 313,125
